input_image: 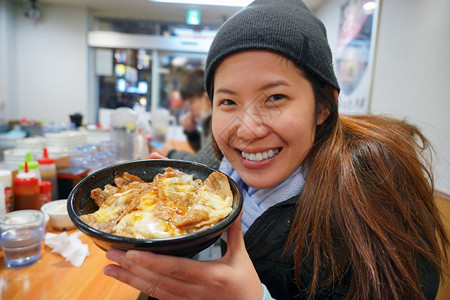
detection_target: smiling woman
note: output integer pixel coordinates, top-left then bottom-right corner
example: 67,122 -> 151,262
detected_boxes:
101,1 -> 449,299
211,50 -> 328,189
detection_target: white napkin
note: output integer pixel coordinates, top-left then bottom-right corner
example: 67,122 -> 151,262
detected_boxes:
44,231 -> 89,267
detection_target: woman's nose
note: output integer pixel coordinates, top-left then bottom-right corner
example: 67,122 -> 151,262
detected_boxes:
235,107 -> 270,140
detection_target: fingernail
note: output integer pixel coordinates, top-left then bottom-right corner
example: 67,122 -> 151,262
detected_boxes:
106,249 -> 119,261
104,266 -> 117,278
126,250 -> 137,255
125,250 -> 140,260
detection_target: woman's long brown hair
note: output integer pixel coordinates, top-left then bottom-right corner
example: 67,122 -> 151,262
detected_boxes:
209,65 -> 448,299
288,111 -> 449,299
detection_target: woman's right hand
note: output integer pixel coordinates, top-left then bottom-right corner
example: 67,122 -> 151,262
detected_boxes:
103,214 -> 263,300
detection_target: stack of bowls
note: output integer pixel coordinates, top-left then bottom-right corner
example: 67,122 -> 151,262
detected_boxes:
45,131 -> 87,149
3,147 -> 70,170
3,149 -> 31,170
16,137 -> 46,150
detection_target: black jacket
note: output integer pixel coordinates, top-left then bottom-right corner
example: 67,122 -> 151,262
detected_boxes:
240,195 -> 440,299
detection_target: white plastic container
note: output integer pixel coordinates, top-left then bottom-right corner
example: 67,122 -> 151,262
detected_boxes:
0,170 -> 14,212
110,107 -> 137,161
41,199 -> 75,231
0,182 -> 5,215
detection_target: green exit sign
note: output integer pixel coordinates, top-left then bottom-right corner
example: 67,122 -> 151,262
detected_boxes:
186,9 -> 201,25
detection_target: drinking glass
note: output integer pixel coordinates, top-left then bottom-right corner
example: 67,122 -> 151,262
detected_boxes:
0,210 -> 46,268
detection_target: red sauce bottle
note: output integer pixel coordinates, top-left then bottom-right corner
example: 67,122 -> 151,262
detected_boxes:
14,162 -> 40,210
37,148 -> 58,200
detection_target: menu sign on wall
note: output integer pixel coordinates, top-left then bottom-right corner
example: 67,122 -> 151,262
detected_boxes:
335,0 -> 380,114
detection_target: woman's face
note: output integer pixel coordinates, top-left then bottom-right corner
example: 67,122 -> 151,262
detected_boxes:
212,50 -> 329,189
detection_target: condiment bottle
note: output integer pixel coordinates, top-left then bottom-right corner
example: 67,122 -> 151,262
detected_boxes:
14,162 -> 40,210
37,148 -> 58,200
39,181 -> 52,207
134,128 -> 149,159
0,182 -> 5,215
0,170 -> 14,212
19,152 -> 41,182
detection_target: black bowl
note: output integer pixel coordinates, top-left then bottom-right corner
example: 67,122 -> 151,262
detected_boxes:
67,159 -> 243,257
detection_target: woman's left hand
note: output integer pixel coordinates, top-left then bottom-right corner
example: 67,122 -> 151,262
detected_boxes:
145,152 -> 168,160
148,142 -> 174,158
103,215 -> 263,300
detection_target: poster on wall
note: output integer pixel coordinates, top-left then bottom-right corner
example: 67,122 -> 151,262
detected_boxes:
335,0 -> 380,114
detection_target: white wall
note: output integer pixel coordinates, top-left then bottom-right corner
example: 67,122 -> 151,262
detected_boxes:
317,0 -> 450,194
11,2 -> 89,125
0,0 -> 15,125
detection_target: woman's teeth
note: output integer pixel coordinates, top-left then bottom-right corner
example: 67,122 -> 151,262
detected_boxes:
241,149 -> 280,161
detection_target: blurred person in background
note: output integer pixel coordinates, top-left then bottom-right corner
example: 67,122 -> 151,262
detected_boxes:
149,68 -> 220,169
168,90 -> 183,122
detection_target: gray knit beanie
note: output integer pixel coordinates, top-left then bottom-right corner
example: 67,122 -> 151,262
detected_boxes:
204,0 -> 340,99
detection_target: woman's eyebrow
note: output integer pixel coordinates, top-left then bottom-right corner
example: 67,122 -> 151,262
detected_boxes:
215,88 -> 236,95
215,80 -> 290,95
258,80 -> 291,91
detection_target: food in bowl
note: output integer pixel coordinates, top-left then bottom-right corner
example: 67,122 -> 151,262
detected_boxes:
80,167 -> 233,239
68,159 -> 243,257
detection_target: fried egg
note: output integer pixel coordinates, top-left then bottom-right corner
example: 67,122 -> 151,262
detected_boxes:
80,168 -> 233,239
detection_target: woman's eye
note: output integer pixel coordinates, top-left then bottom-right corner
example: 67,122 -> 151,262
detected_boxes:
266,94 -> 286,103
219,99 -> 236,106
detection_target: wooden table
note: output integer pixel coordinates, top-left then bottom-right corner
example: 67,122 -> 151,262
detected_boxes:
0,140 -> 193,300
0,226 -> 140,300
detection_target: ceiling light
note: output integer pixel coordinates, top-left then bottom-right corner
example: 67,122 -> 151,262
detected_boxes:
363,1 -> 377,12
150,0 -> 252,7
24,0 -> 41,20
